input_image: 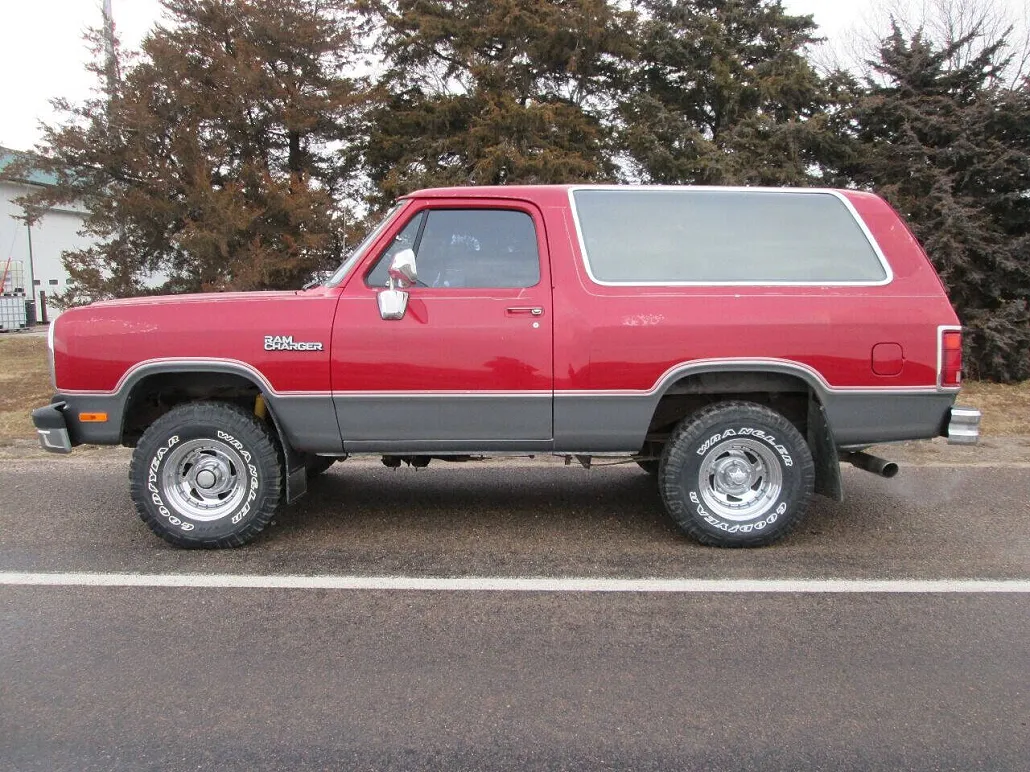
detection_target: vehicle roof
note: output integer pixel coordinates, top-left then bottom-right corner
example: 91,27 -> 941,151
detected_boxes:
402,184 -> 871,200
403,185 -> 573,199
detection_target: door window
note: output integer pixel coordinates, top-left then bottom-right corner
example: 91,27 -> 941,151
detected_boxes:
365,208 -> 540,289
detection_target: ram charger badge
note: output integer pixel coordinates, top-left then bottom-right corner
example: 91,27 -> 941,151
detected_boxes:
263,335 -> 323,352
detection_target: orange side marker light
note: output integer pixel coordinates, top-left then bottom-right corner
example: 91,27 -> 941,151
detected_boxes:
79,412 -> 109,423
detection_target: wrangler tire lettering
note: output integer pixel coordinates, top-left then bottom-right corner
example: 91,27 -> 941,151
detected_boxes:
661,401 -> 816,548
129,401 -> 282,549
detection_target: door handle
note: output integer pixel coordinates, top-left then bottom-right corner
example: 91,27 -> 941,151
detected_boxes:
506,307 -> 543,316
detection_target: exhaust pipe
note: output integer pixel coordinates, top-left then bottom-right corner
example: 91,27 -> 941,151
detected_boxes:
845,451 -> 899,479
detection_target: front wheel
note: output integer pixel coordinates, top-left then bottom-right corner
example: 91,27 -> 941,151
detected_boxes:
129,401 -> 283,548
659,401 -> 815,547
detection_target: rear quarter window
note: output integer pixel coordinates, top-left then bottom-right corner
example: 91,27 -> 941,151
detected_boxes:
571,189 -> 889,285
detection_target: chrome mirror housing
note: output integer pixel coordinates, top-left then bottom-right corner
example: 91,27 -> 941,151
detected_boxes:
388,248 -> 418,287
377,284 -> 409,320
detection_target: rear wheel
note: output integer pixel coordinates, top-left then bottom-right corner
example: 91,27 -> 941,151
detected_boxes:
129,401 -> 282,548
659,401 -> 814,547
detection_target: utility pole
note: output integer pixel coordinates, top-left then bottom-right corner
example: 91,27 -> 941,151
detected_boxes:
26,221 -> 36,324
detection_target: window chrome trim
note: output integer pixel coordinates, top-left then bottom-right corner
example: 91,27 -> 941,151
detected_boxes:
566,185 -> 895,287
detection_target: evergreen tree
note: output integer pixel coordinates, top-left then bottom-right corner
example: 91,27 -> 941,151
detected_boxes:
618,0 -> 844,185
844,25 -> 1030,381
3,0 -> 360,305
353,0 -> 634,207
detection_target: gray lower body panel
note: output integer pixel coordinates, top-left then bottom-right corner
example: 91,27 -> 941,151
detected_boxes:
333,390 -> 957,455
821,392 -> 954,446
345,439 -> 552,453
266,395 -> 343,454
46,392 -> 343,454
47,394 -> 126,446
47,386 -> 958,458
554,394 -> 654,452
553,390 -> 955,452
334,395 -> 552,453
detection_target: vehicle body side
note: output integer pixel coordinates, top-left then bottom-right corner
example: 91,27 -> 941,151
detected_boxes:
35,184 -> 981,548
45,185 -> 962,460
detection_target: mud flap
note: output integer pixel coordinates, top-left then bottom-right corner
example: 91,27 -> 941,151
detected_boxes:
260,398 -> 308,504
283,445 -> 309,504
808,400 -> 843,502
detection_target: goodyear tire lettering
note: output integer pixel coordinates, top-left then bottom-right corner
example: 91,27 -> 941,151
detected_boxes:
661,402 -> 816,547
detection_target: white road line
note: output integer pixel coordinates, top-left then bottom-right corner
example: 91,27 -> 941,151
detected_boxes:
1,573 -> 1029,593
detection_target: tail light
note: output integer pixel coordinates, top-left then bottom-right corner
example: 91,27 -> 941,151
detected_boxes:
939,327 -> 963,387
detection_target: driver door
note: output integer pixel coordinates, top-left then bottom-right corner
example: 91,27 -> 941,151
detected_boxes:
331,200 -> 554,453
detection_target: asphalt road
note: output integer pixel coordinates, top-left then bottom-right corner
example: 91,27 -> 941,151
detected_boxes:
2,450 -> 1029,771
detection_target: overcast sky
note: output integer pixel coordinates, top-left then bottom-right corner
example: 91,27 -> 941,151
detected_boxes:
0,0 -> 1021,151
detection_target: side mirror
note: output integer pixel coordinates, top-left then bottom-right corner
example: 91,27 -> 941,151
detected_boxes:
378,249 -> 417,320
377,287 -> 409,320
388,249 -> 418,287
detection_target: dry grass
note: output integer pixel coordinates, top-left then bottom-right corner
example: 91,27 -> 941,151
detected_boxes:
0,333 -> 52,443
0,331 -> 1028,443
955,380 -> 1030,436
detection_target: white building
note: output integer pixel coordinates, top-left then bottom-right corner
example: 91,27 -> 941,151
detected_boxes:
1,146 -> 96,323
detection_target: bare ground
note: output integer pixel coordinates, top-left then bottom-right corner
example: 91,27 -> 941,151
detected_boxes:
0,333 -> 52,445
956,379 -> 1030,435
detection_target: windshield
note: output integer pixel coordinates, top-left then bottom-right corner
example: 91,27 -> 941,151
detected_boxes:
325,203 -> 404,287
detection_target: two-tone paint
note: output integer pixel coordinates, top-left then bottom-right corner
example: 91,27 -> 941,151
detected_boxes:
43,185 -> 970,456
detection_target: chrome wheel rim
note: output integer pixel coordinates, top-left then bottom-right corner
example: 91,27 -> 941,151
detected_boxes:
698,438 -> 783,522
161,438 -> 249,522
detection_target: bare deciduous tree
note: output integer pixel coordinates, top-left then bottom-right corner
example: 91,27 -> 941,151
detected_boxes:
817,0 -> 1029,85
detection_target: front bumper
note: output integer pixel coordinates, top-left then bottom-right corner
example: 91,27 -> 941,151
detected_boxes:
947,406 -> 981,445
32,402 -> 73,454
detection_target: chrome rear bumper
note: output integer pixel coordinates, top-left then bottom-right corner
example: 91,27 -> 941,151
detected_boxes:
947,406 -> 982,445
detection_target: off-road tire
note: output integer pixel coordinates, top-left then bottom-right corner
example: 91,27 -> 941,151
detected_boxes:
129,401 -> 283,549
659,401 -> 815,548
